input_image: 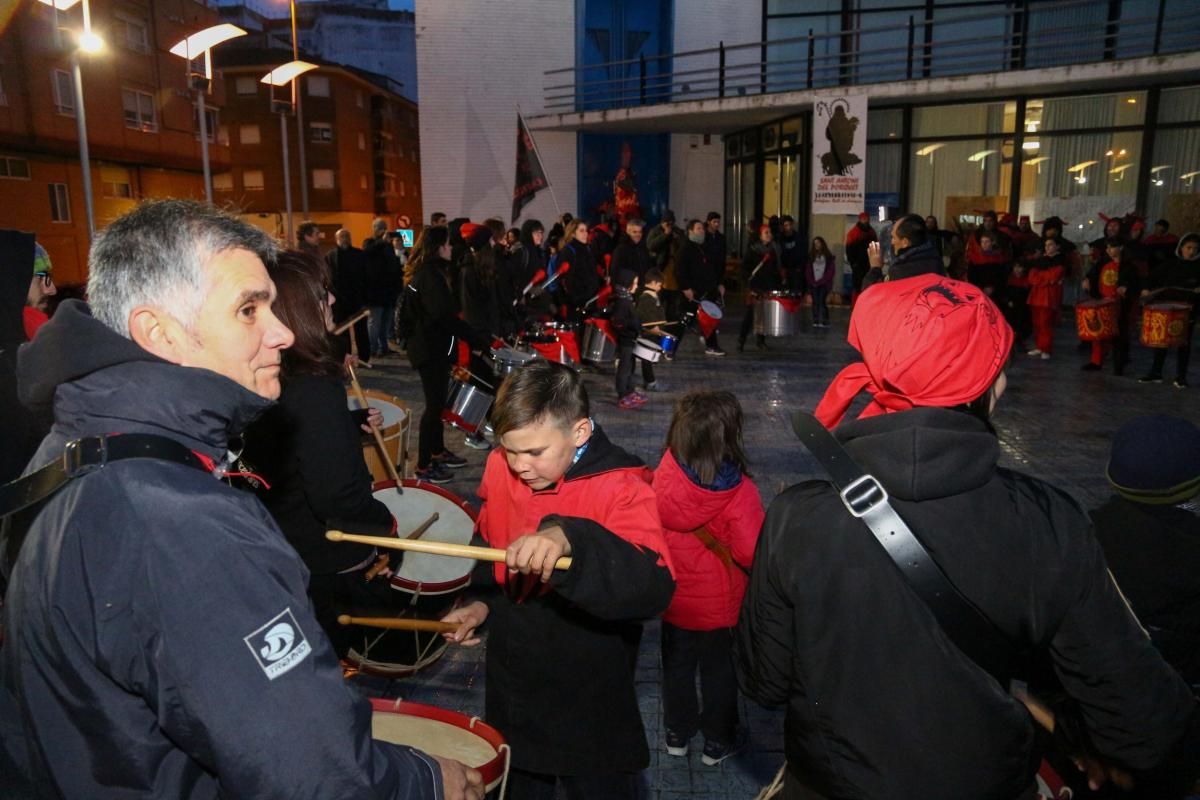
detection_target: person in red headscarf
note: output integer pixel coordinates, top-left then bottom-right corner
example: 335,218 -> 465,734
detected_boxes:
736,272 -> 1199,800
844,212 -> 877,305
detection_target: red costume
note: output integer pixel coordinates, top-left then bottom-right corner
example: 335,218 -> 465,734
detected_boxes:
1027,257 -> 1065,354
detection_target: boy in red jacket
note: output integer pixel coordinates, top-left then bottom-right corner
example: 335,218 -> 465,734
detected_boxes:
652,391 -> 764,767
442,360 -> 675,800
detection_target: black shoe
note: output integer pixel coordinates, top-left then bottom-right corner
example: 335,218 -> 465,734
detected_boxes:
736,339 -> 746,353
434,450 -> 467,468
1138,373 -> 1163,384
701,736 -> 745,766
416,463 -> 453,484
1174,377 -> 1189,389
665,730 -> 689,757
755,336 -> 768,351
1081,363 -> 1102,372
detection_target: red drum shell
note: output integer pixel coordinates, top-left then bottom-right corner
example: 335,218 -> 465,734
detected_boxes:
1075,298 -> 1119,341
1140,303 -> 1191,348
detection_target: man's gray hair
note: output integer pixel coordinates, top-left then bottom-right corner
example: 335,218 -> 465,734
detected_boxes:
87,199 -> 278,337
372,217 -> 389,236
627,218 -> 646,229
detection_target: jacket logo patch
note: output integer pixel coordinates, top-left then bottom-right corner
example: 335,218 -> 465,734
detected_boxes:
244,608 -> 311,680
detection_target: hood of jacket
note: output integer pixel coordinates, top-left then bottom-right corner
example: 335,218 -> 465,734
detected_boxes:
519,219 -> 544,249
1176,232 -> 1200,260
0,229 -> 35,348
18,299 -> 272,458
561,423 -> 644,484
836,407 -> 998,502
654,449 -> 745,531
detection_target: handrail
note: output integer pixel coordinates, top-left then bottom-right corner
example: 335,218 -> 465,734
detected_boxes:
542,0 -> 1185,113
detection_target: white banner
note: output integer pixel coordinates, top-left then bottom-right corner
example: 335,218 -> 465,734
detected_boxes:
812,94 -> 868,215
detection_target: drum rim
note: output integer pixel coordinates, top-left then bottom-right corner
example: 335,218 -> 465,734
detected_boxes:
372,479 -> 478,591
370,698 -> 507,786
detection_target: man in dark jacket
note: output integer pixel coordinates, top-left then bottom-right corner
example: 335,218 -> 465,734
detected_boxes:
0,200 -> 480,799
647,210 -> 684,274
702,212 -> 726,275
0,230 -> 49,485
363,217 -> 403,358
326,228 -> 371,362
1091,415 -> 1200,690
677,218 -> 725,356
862,212 -> 946,290
777,215 -> 805,294
736,274 -> 1198,800
609,218 -> 654,280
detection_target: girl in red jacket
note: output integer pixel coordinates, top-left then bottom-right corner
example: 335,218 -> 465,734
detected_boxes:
1027,237 -> 1067,358
652,391 -> 765,766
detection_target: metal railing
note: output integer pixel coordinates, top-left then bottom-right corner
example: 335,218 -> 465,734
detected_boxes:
542,0 -> 1192,113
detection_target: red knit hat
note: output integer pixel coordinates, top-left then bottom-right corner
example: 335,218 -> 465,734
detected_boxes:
460,222 -> 492,250
857,212 -> 870,223
814,274 -> 1013,428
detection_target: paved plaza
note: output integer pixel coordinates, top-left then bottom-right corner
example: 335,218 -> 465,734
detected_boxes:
348,304 -> 1196,799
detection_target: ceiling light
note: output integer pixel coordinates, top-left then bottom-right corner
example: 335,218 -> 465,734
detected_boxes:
916,143 -> 944,157
1068,160 -> 1098,173
1181,171 -> 1200,181
1024,156 -> 1049,166
1105,150 -> 1114,157
1151,165 -> 1172,173
1109,164 -> 1133,175
1022,140 -> 1040,150
1126,97 -> 1137,104
36,0 -> 82,8
1154,179 -> 1164,186
968,149 -> 997,162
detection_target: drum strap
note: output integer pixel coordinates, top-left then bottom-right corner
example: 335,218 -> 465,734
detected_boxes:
690,525 -> 748,576
790,411 -> 1016,683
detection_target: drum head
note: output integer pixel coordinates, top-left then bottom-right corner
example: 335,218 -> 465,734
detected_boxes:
373,480 -> 478,595
700,300 -> 724,319
371,699 -> 507,790
348,391 -> 407,430
635,337 -> 663,351
495,346 -> 536,365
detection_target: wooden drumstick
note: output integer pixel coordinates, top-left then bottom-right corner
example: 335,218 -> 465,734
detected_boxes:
406,512 -> 439,540
326,530 -> 573,570
640,320 -> 670,327
337,615 -> 459,633
333,307 -> 371,336
347,363 -> 404,492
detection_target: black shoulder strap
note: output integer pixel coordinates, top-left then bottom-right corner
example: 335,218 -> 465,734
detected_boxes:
0,434 -> 210,520
791,410 -> 1016,682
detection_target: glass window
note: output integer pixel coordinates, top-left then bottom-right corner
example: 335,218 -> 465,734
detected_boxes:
930,6 -> 1012,77
52,69 -> 74,116
0,156 -> 31,179
312,169 -> 335,189
867,142 -> 903,199
725,134 -> 739,159
910,137 -> 1012,225
762,153 -> 799,220
766,0 -> 840,14
913,101 -> 1015,137
310,122 -> 333,143
49,183 -> 70,222
239,124 -> 260,145
1025,92 -> 1145,132
1025,2 -> 1107,67
243,169 -> 264,190
766,14 -> 840,91
780,118 -> 803,149
307,75 -> 330,97
868,109 -> 903,140
762,124 -> 781,152
356,90 -> 364,108
1145,127 -> 1200,226
742,129 -> 759,156
121,89 -> 157,133
213,173 -> 233,192
100,165 -> 132,199
852,9 -> 911,85
117,15 -> 149,53
1158,86 -> 1200,124
235,76 -> 258,95
193,107 -> 218,142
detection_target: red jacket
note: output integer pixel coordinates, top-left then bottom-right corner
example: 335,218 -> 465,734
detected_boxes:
1027,259 -> 1065,308
652,450 -> 763,630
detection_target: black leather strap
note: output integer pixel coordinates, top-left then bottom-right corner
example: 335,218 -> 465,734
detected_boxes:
791,410 -> 1015,682
0,434 -> 210,520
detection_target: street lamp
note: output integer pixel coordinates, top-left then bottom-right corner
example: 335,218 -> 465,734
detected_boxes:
39,0 -> 103,239
261,60 -> 318,246
282,0 -> 310,219
170,24 -> 247,203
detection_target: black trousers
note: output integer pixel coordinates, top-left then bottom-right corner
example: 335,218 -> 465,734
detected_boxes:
1149,318 -> 1195,379
739,303 -> 765,344
616,342 -> 636,397
416,360 -> 449,467
660,623 -> 738,746
505,768 -> 641,800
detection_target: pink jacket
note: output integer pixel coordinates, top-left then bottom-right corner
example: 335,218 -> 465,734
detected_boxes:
652,450 -> 764,630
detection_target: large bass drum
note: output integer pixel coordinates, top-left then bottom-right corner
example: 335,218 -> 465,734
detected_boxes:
341,480 -> 478,678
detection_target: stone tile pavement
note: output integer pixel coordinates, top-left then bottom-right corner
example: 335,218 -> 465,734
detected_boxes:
350,304 -> 1196,798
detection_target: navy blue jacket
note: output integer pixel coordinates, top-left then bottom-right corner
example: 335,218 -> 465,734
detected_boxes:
0,301 -> 443,799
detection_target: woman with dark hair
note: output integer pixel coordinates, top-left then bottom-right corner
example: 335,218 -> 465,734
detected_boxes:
806,236 -> 835,328
241,249 -> 396,656
407,226 -> 491,482
558,218 -> 601,320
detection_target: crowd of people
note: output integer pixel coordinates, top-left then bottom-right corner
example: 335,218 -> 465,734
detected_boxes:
0,198 -> 1197,800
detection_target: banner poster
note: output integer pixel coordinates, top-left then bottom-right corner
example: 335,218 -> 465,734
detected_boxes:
812,94 -> 868,215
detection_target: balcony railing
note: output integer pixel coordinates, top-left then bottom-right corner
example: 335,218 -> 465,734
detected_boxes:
543,0 -> 1193,113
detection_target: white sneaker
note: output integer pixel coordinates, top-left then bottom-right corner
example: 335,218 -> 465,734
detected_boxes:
1027,349 -> 1042,357
1040,352 -> 1051,360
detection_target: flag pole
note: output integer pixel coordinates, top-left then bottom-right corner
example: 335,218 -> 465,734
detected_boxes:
517,103 -> 563,222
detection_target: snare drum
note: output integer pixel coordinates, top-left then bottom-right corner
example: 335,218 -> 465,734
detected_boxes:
581,318 -> 617,363
347,389 -> 410,483
1141,302 -> 1191,348
443,379 -> 493,433
697,300 -> 723,337
491,346 -> 537,379
754,291 -> 804,337
340,481 -> 478,678
657,332 -> 678,359
371,699 -> 510,794
633,338 -> 663,363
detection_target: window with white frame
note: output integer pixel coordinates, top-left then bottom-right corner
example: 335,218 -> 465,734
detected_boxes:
307,75 -> 330,97
213,172 -> 234,191
0,156 -> 30,179
193,107 -> 218,142
239,124 -> 261,145
243,169 -> 264,190
52,70 -> 75,116
312,169 -> 335,189
49,183 -> 70,222
121,88 -> 157,133
310,122 -> 333,143
235,76 -> 258,95
357,132 -> 365,150
116,14 -> 149,53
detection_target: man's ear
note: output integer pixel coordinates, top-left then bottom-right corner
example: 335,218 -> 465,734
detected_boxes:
128,306 -> 186,365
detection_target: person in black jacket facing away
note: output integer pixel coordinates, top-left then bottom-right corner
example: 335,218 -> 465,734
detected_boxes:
736,272 -> 1199,800
863,212 -> 946,291
608,269 -> 644,409
1091,414 -> 1200,690
777,215 -> 805,294
738,224 -> 783,352
406,226 -> 490,484
325,228 -> 372,363
610,218 -> 654,281
678,218 -> 726,356
242,250 -> 396,656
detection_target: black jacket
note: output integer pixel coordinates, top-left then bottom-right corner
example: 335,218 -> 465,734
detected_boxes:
461,257 -> 502,338
736,409 -> 1197,800
862,238 -> 945,290
243,373 -> 393,575
1091,496 -> 1200,688
743,240 -> 783,293
363,236 -> 403,306
677,239 -> 721,298
610,238 -> 654,280
0,301 -> 442,798
1148,242 -> 1200,310
0,229 -> 47,484
406,257 -> 485,368
607,289 -> 640,345
558,241 -> 601,311
702,230 -> 726,273
326,244 -> 369,319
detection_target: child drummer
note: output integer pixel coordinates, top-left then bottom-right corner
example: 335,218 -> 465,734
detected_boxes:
637,269 -> 670,389
441,360 -> 675,799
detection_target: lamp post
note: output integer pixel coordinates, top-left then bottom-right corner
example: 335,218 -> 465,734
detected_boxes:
286,0 -> 310,219
170,24 -> 247,203
39,0 -> 103,240
262,61 -> 318,246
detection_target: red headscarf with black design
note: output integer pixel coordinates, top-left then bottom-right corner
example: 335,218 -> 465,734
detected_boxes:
814,274 -> 1013,428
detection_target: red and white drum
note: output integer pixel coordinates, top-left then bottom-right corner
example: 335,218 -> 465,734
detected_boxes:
581,318 -> 617,363
371,699 -> 510,794
1141,302 -> 1191,348
697,300 -> 723,337
347,389 -> 409,483
341,480 -> 478,678
1075,298 -> 1119,341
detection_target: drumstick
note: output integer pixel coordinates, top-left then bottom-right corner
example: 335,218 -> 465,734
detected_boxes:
347,363 -> 404,492
455,365 -> 495,391
640,320 -> 670,327
1010,686 -> 1135,790
326,530 -> 573,570
333,307 -> 371,336
337,615 -> 460,633
406,512 -> 439,540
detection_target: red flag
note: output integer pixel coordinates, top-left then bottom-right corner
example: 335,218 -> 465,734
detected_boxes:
513,113 -> 549,223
